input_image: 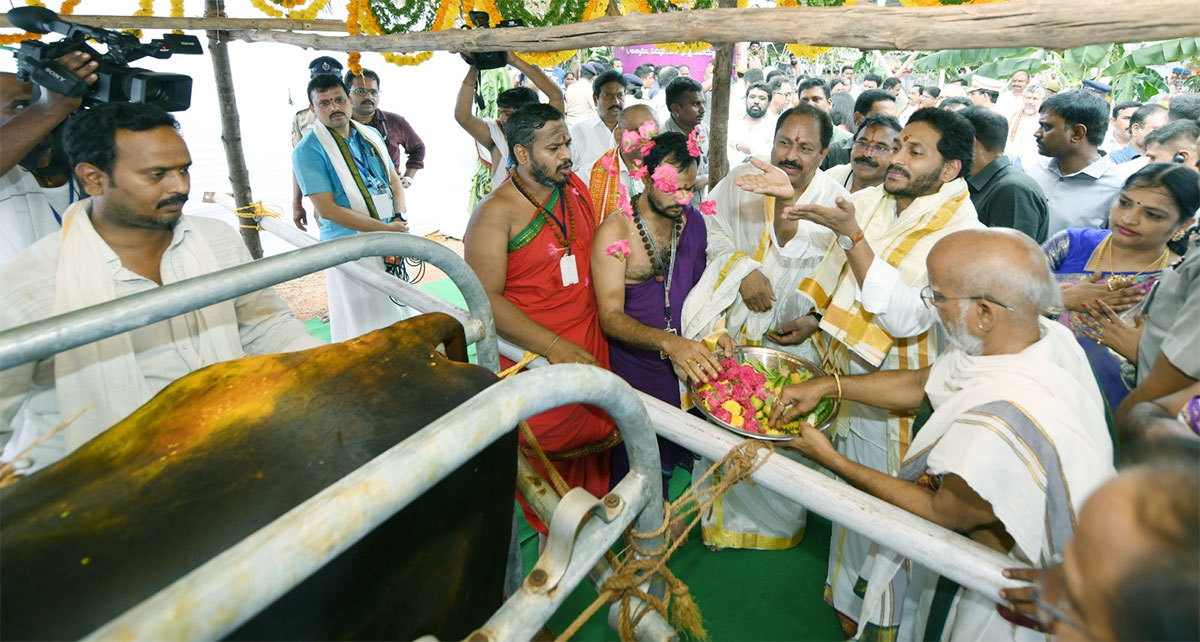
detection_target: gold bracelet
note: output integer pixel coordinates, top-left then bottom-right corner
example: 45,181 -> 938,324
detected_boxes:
831,370 -> 842,401
544,334 -> 561,355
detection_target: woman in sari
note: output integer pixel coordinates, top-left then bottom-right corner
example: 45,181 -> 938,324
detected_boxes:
1043,162 -> 1198,413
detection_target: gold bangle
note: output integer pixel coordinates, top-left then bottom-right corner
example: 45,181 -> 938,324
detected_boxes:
831,370 -> 842,401
544,334 -> 561,355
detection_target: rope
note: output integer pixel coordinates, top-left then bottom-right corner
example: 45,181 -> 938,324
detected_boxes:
498,347 -> 774,641
497,350 -> 539,379
233,201 -> 283,230
0,406 -> 90,490
555,440 -> 776,642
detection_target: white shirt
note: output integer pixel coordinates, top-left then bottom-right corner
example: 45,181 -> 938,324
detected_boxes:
0,166 -> 61,267
0,215 -> 322,471
1005,110 -> 1042,171
726,113 -> 778,166
569,110 -> 617,174
564,79 -> 594,124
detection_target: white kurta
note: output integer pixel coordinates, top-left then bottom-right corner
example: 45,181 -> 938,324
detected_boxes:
857,319 -> 1114,641
0,166 -> 61,267
569,110 -> 617,174
683,160 -> 849,550
726,114 -> 778,166
0,209 -> 321,472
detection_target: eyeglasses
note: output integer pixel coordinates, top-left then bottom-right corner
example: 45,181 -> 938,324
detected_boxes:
1031,556 -> 1086,635
315,96 -> 348,109
852,140 -> 891,155
350,87 -> 380,96
920,285 -> 1014,311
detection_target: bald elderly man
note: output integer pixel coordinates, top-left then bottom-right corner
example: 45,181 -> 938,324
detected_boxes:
587,104 -> 659,225
772,229 -> 1116,641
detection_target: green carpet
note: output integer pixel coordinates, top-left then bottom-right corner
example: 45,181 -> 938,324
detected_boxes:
306,278 -> 846,640
518,466 -> 845,641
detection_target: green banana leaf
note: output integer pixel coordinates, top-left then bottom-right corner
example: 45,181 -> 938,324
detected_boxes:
912,47 -> 1038,72
973,56 -> 1051,80
1103,38 -> 1200,76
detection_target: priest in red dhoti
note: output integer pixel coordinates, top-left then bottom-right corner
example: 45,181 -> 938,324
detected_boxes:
464,103 -> 619,532
588,104 -> 659,226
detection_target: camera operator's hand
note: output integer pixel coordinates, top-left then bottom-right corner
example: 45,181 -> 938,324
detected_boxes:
1,51 -> 98,176
41,51 -> 99,114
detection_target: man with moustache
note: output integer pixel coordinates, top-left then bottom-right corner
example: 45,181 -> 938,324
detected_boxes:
587,104 -> 658,225
0,103 -> 321,473
771,229 -> 1113,641
825,114 -> 902,194
463,104 -> 618,533
293,73 -> 409,343
591,132 -> 731,496
0,52 -> 96,265
681,103 -> 849,551
728,81 -> 777,164
821,89 -> 898,170
344,68 -> 426,199
995,70 -> 1030,120
1110,103 -> 1169,167
570,70 -> 626,173
773,108 -> 983,634
662,76 -> 710,198
1004,84 -> 1045,170
1103,100 -> 1142,154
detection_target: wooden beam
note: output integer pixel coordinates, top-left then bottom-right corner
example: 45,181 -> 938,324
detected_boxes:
0,14 -> 347,32
225,0 -> 1198,53
205,0 -> 262,259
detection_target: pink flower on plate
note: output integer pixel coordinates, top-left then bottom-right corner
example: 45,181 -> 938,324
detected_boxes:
720,357 -> 737,370
652,163 -> 678,194
700,200 -> 717,216
674,190 -> 691,206
621,130 -> 641,154
605,239 -> 631,261
640,140 -> 656,157
629,164 -> 648,181
743,418 -> 762,434
638,121 -> 659,140
600,152 -> 618,176
713,408 -> 732,423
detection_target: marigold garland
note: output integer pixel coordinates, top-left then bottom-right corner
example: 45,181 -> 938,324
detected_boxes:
355,0 -> 451,68
471,0 -> 609,68
623,0 -> 718,56
1,0 -> 81,45
289,0 -> 332,20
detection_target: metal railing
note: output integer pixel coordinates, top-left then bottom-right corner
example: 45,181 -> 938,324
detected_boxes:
0,231 -> 499,373
82,366 -> 667,642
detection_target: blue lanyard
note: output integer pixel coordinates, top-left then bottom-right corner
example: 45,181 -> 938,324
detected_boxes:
47,180 -> 76,225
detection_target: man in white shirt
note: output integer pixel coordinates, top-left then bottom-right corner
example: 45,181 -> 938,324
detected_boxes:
994,70 -> 1029,120
727,81 -> 777,165
1004,84 -> 1045,170
0,103 -> 321,473
569,70 -> 626,173
0,53 -> 97,266
563,62 -> 597,124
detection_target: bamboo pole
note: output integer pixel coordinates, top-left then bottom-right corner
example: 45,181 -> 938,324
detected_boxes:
706,0 -> 736,188
224,0 -> 1197,53
205,0 -> 262,259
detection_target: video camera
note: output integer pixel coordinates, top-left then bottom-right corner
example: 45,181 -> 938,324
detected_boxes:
459,10 -> 523,71
6,6 -> 203,112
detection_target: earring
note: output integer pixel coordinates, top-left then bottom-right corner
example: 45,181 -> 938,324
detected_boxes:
1172,227 -> 1187,242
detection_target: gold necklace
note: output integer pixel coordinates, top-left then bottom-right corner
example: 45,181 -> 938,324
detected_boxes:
1103,234 -> 1169,290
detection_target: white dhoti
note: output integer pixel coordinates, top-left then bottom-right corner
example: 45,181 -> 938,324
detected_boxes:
683,161 -> 849,550
325,256 -> 410,343
789,180 -> 983,628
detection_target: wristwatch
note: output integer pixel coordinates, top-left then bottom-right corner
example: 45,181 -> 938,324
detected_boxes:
837,229 -> 864,251
401,176 -> 413,188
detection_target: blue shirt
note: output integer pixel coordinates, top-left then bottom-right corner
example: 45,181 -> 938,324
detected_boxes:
1107,143 -> 1139,166
293,126 -> 395,241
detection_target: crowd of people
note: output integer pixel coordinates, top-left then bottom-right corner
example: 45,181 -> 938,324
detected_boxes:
0,43 -> 1197,641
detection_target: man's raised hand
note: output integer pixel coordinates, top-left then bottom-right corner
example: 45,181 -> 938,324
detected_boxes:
784,196 -> 859,237
733,157 -> 795,200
